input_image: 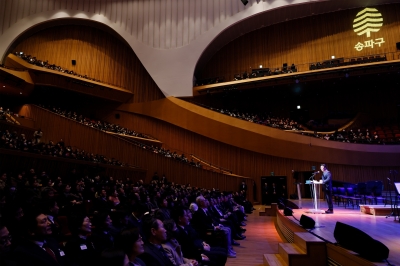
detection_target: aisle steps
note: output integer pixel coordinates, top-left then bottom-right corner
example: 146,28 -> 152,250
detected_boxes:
264,232 -> 327,266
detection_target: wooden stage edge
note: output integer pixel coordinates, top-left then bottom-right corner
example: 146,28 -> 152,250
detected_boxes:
268,199 -> 400,266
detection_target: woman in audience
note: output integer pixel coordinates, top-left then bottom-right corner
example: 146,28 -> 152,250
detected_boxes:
162,219 -> 198,266
65,215 -> 99,266
115,228 -> 146,266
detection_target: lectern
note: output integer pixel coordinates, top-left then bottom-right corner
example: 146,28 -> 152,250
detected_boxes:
305,180 -> 324,213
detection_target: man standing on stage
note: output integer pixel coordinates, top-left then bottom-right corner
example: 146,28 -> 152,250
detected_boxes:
320,164 -> 333,214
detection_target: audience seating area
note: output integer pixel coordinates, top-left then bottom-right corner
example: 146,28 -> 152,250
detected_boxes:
0,160 -> 253,265
0,127 -> 130,167
303,125 -> 400,144
0,107 -> 20,125
14,52 -> 122,88
38,104 -> 240,173
189,101 -> 400,145
189,101 -> 303,131
41,105 -> 154,140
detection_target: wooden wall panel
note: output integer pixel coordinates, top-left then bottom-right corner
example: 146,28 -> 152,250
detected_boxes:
12,25 -> 164,103
101,98 -> 400,202
17,104 -> 253,200
199,4 -> 400,80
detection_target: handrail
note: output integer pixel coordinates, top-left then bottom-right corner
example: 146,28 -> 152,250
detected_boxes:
195,51 -> 400,86
190,154 -> 232,174
0,64 -> 29,72
13,52 -> 125,89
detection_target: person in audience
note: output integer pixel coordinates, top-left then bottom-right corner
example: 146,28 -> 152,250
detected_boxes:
91,212 -> 118,253
0,223 -> 16,266
138,215 -> 175,266
33,128 -> 43,144
191,196 -> 236,258
14,209 -> 71,266
99,248 -> 129,266
115,228 -> 146,266
155,196 -> 171,221
162,219 -> 199,266
65,215 -> 99,266
42,199 -> 61,242
173,207 -> 227,266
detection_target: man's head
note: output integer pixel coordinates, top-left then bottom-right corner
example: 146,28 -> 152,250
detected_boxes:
142,216 -> 166,244
320,164 -> 328,171
24,210 -> 52,238
172,206 -> 190,227
196,196 -> 206,208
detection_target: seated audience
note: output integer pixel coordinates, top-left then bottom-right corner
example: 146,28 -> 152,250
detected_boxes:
115,228 -> 146,266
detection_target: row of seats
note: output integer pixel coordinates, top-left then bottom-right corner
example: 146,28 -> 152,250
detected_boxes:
332,181 -> 385,209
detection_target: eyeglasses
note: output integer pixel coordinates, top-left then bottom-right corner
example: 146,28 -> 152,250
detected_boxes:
0,235 -> 12,245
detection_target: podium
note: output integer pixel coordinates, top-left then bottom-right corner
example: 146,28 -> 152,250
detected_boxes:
305,180 -> 325,213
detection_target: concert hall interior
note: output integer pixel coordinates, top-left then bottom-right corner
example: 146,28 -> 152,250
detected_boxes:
1,1 -> 400,266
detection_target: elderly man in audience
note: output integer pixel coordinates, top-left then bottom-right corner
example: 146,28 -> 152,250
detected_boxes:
173,206 -> 227,266
191,196 -> 236,258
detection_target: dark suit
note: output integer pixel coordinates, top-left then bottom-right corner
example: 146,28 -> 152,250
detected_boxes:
191,209 -> 215,239
139,242 -> 175,266
64,235 -> 99,266
14,238 -> 71,266
91,229 -> 116,254
322,170 -> 333,210
175,225 -> 227,266
239,183 -> 247,198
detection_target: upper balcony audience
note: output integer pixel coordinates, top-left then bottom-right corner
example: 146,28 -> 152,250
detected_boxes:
39,105 -> 152,140
13,52 -> 120,88
37,105 -> 209,170
189,102 -> 400,145
0,129 -> 128,167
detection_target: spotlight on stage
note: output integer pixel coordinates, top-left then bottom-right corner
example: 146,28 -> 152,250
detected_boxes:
334,221 -> 389,262
299,214 -> 315,229
241,0 -> 249,6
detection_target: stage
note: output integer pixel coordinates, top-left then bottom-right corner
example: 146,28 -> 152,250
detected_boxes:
283,199 -> 400,265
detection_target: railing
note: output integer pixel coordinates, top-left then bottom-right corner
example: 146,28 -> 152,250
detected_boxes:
12,52 -> 125,89
190,154 -> 233,175
0,64 -> 29,72
195,51 -> 400,86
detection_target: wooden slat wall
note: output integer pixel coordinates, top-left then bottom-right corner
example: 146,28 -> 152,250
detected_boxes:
17,105 -> 253,199
101,106 -> 399,202
12,25 -> 164,103
199,4 -> 400,80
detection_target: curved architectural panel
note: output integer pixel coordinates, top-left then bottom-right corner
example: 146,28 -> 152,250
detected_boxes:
118,97 -> 400,166
0,0 -> 396,97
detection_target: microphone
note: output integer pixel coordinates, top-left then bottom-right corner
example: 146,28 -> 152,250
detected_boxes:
313,171 -> 320,174
387,177 -> 390,181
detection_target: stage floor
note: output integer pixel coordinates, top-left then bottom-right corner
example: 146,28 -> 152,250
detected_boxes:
286,199 -> 400,265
